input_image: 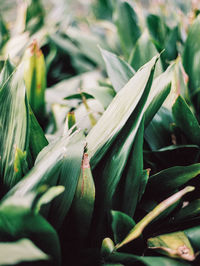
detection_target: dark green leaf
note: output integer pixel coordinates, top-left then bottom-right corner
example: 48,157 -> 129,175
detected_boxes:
183,16 -> 200,97
173,199 -> 200,224
111,210 -> 135,244
184,226 -> 200,252
147,163 -> 200,195
28,107 -> 48,165
0,205 -> 61,264
113,0 -> 141,58
120,118 -> 144,216
172,95 -> 200,145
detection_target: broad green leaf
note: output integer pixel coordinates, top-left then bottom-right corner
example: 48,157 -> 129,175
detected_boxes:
145,107 -> 173,151
100,48 -> 135,92
113,0 -> 140,58
144,64 -> 173,127
4,131 -> 84,229
147,163 -> 200,195
148,231 -> 195,261
0,238 -> 48,265
87,55 -> 159,168
146,14 -> 179,68
70,153 -> 95,241
146,14 -> 168,51
116,186 -> 194,249
23,40 -> 46,121
172,95 -> 200,145
165,26 -> 179,61
144,145 -> 200,172
111,210 -> 135,244
120,118 -> 144,216
0,61 -> 29,190
46,131 -> 85,228
0,205 -> 61,264
183,16 -> 200,97
91,57 -> 157,240
108,252 -> 190,266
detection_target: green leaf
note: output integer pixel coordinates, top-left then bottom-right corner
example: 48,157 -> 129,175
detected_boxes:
184,226 -> 200,252
25,0 -> 45,34
138,169 -> 150,203
147,163 -> 200,195
4,131 -> 85,229
100,48 -> 135,92
172,95 -> 200,145
64,92 -> 94,100
183,16 -> 200,97
144,64 -> 173,127
70,153 -> 95,241
144,144 -> 200,172
146,14 -> 179,68
0,60 -> 29,190
0,14 -> 9,50
120,118 -> 144,216
45,131 -> 85,229
148,231 -> 195,261
116,186 -> 194,249
111,210 -> 135,244
87,55 -> 159,168
0,238 -> 48,265
28,107 -> 48,165
0,205 -> 61,264
129,30 -> 161,72
90,56 -> 158,240
146,14 -> 168,51
145,107 -> 173,151
113,0 -> 141,58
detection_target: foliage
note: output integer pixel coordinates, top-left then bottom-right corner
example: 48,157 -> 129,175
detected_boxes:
0,0 -> 200,265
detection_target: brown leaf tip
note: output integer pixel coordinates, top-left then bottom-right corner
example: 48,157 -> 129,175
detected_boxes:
82,153 -> 90,169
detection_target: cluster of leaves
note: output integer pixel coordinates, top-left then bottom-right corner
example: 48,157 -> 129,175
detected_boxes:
1,0 -> 200,265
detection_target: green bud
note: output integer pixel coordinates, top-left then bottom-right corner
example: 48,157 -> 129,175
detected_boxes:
23,40 -> 46,121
